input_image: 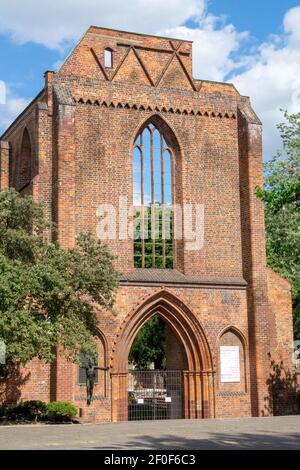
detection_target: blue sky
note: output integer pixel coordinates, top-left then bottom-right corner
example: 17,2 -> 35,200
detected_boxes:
1,0 -> 300,160
207,0 -> 300,41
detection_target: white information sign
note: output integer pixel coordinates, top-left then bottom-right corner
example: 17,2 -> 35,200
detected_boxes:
220,346 -> 240,383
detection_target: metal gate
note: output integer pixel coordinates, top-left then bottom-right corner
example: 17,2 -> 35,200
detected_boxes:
128,370 -> 183,420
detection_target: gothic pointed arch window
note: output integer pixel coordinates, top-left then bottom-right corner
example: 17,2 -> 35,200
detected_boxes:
19,128 -> 32,188
133,122 -> 174,268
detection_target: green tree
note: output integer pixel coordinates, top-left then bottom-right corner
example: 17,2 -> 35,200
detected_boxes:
257,110 -> 300,339
0,189 -> 119,367
128,316 -> 166,370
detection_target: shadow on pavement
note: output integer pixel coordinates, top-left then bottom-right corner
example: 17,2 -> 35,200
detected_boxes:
92,431 -> 300,450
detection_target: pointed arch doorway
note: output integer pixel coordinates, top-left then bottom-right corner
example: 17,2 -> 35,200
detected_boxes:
110,290 -> 215,421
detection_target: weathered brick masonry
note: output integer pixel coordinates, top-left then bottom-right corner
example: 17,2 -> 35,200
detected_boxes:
0,27 -> 296,421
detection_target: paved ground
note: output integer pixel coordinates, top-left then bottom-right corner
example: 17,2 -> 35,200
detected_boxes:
0,416 -> 299,450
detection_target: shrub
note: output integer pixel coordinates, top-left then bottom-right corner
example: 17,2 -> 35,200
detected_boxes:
0,406 -> 8,418
0,400 -> 77,423
19,400 -> 47,421
5,405 -> 24,421
45,401 -> 77,422
0,401 -> 47,422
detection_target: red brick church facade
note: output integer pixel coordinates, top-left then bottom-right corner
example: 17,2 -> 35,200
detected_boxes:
0,27 -> 295,422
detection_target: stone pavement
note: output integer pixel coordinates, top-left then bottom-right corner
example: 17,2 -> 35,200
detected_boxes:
0,416 -> 299,450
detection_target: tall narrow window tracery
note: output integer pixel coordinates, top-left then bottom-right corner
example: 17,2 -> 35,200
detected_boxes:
133,123 -> 174,269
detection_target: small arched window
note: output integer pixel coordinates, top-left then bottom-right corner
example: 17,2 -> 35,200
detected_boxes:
133,123 -> 174,269
104,48 -> 113,68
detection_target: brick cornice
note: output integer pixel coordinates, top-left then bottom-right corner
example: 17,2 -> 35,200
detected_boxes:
73,97 -> 237,119
119,279 -> 247,290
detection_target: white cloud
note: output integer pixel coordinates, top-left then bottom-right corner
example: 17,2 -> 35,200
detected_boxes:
0,0 -> 205,50
232,6 -> 300,159
0,80 -> 6,105
162,14 -> 249,82
164,6 -> 300,159
0,84 -> 30,132
284,6 -> 300,47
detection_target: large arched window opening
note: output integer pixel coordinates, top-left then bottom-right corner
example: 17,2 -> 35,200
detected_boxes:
133,123 -> 174,269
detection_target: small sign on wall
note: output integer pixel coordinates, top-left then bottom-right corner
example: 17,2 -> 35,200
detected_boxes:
137,398 -> 144,404
220,346 -> 240,383
165,397 -> 172,403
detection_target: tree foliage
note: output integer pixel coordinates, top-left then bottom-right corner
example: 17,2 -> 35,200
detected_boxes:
128,316 -> 166,370
0,189 -> 119,365
257,110 -> 300,339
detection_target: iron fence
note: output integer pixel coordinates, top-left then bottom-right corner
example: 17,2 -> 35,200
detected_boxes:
128,370 -> 183,420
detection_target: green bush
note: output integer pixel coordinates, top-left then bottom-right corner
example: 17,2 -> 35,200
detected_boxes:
0,400 -> 77,423
45,401 -> 77,422
5,405 -> 24,421
19,400 -> 47,421
0,406 -> 8,418
0,401 -> 47,422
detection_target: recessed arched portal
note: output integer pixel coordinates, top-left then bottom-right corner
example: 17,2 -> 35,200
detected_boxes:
110,289 -> 215,421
